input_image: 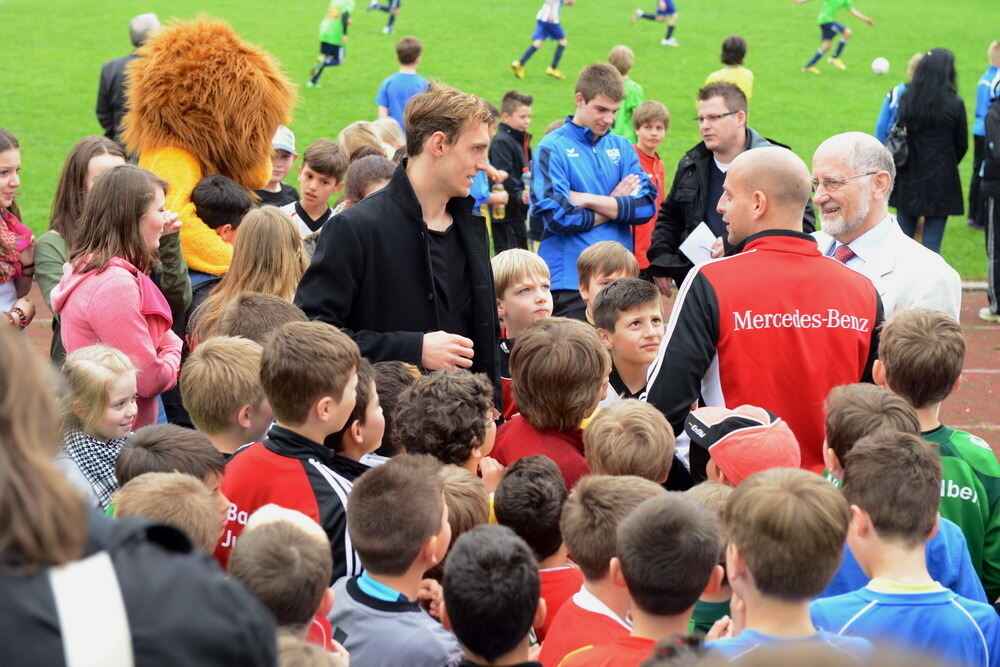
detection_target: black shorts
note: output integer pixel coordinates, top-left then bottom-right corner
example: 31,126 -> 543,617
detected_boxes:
320,42 -> 345,62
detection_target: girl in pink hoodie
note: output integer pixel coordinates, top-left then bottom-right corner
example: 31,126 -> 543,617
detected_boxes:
52,165 -> 182,429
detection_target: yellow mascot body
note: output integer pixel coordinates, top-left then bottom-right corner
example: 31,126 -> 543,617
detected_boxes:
122,20 -> 295,276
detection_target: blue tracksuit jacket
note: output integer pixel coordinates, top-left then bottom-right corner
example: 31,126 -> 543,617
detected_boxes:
532,116 -> 657,290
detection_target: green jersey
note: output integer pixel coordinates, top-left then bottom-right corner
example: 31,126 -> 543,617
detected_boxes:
319,0 -> 351,46
612,78 -> 645,144
817,0 -> 852,24
688,599 -> 730,635
923,425 -> 1000,602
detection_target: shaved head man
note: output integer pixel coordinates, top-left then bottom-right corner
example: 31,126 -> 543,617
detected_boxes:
644,146 -> 883,485
811,132 -> 961,320
719,147 -> 813,245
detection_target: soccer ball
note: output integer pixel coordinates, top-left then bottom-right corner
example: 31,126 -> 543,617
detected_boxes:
871,57 -> 890,75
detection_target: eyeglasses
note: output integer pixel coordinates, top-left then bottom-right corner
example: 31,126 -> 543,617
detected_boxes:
692,110 -> 739,124
811,171 -> 878,193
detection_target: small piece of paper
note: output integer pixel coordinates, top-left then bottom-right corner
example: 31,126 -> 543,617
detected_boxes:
680,222 -> 719,266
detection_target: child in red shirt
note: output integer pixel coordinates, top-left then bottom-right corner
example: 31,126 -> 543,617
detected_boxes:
631,101 -> 669,273
559,493 -> 724,666
494,455 -> 583,641
491,317 -> 610,489
538,475 -> 665,666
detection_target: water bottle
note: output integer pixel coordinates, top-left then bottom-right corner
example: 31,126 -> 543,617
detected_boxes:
491,182 -> 506,220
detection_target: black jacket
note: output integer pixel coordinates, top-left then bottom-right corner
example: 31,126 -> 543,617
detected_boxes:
488,123 -> 533,221
96,53 -> 138,145
646,127 -> 816,282
0,511 -> 276,666
983,97 -> 1000,199
295,161 -> 500,384
890,94 -> 968,217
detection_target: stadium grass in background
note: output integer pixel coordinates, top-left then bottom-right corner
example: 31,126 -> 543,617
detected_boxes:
3,0 -> 994,277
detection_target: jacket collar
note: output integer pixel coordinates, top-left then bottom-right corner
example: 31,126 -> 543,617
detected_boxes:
264,425 -> 335,467
739,229 -> 820,256
684,125 -> 770,164
563,115 -> 609,146
388,158 -> 477,226
498,122 -> 531,144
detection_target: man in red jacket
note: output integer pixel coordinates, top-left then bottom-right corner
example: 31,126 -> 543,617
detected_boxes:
644,147 -> 882,485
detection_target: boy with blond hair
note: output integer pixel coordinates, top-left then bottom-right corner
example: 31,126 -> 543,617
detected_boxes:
115,424 -> 230,526
539,475 -> 665,666
707,468 -> 869,657
180,335 -> 273,458
329,454 -> 462,666
584,398 -> 674,483
214,321 -> 362,581
685,482 -> 734,635
280,139 -> 348,238
230,506 -> 336,645
561,493 -> 724,666
494,455 -> 581,641
592,278 -> 663,398
492,317 -> 611,488
534,64 -> 656,321
215,292 -> 308,344
114,472 -> 222,553
426,465 -> 490,580
876,308 -> 1000,601
608,45 -> 645,143
631,101 -> 669,272
492,248 -> 552,417
577,241 -> 640,322
819,383 -> 986,603
812,434 -> 999,665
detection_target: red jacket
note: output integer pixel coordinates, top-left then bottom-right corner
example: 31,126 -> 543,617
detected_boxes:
492,415 -> 589,488
645,231 -> 882,476
632,146 -> 666,270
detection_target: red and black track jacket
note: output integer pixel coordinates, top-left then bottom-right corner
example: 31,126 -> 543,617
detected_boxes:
644,231 -> 882,478
214,426 -> 367,583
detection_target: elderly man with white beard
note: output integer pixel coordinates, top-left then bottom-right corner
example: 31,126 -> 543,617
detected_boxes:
811,132 -> 961,320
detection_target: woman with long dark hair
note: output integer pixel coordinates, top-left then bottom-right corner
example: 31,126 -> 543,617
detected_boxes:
0,325 -> 277,665
0,128 -> 36,331
37,136 -> 126,361
51,165 -> 183,429
889,48 -> 968,253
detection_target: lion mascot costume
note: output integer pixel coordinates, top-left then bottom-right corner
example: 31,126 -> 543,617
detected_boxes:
121,19 -> 295,276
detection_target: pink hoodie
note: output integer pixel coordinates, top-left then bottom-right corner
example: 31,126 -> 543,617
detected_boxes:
51,257 -> 182,429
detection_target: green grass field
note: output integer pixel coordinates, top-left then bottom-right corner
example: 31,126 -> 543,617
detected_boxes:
4,0 -> 995,277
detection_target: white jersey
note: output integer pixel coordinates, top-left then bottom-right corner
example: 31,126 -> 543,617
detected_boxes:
279,201 -> 326,239
536,0 -> 563,23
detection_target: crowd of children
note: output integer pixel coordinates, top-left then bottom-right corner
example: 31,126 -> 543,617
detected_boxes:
2,15 -> 1000,667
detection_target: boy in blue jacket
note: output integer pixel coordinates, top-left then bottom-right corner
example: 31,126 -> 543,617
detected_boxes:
811,433 -> 999,666
532,63 -> 657,320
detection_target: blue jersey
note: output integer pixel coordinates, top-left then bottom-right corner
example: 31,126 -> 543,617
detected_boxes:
374,72 -> 429,135
812,585 -> 1000,667
707,629 -> 871,660
819,516 -> 987,603
532,117 -> 657,290
974,66 -> 1000,136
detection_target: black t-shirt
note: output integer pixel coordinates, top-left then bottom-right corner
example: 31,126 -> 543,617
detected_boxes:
427,223 -> 473,339
705,159 -> 727,237
254,183 -> 299,208
293,201 -> 332,233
